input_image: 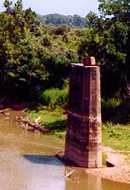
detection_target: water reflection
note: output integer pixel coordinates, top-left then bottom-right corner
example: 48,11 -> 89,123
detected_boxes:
102,179 -> 130,190
65,169 -> 130,190
66,172 -> 102,190
0,109 -> 130,190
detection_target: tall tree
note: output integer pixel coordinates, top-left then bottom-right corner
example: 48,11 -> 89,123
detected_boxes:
98,0 -> 130,98
78,1 -> 129,98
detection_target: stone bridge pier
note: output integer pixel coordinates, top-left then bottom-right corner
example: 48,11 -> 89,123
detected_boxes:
64,57 -> 102,168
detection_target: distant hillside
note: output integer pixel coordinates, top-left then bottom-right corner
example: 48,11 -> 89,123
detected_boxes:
39,13 -> 86,27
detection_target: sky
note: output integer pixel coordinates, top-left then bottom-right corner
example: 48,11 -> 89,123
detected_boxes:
0,0 -> 99,17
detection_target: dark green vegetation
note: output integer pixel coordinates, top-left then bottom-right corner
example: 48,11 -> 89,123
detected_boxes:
0,0 -> 79,100
0,0 -> 130,150
0,0 -> 129,101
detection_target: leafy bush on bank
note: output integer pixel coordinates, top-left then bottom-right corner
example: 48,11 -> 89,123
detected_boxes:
40,87 -> 68,109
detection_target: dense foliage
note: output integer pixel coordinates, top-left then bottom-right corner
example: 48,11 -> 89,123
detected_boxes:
0,0 -> 129,105
79,1 -> 129,98
0,0 -> 79,99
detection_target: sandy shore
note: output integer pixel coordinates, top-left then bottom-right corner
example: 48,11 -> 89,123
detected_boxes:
86,146 -> 130,184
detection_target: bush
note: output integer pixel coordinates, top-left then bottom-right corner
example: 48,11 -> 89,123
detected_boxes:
102,98 -> 122,122
40,87 -> 68,109
102,98 -> 122,110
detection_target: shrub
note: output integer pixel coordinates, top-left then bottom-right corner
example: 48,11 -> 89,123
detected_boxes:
40,87 -> 68,109
102,98 -> 122,122
102,98 -> 122,110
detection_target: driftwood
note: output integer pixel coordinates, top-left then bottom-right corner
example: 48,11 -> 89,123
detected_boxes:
0,110 -> 10,117
0,110 -> 5,115
65,170 -> 75,178
17,116 -> 49,134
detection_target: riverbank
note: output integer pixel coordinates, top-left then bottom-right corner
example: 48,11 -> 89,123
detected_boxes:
27,105 -> 130,149
0,104 -> 130,185
86,146 -> 130,184
26,105 -> 67,137
23,105 -> 130,184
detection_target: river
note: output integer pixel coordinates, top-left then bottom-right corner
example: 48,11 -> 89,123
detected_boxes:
0,109 -> 130,190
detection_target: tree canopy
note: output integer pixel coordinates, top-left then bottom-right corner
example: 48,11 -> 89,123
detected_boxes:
0,0 -> 80,99
78,0 -> 129,98
0,0 -> 129,101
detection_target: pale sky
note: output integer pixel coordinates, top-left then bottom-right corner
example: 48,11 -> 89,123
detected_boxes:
0,0 -> 99,16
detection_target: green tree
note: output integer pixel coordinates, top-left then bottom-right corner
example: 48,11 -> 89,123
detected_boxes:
78,1 -> 129,98
98,0 -> 130,98
0,0 -> 79,99
0,0 -> 48,98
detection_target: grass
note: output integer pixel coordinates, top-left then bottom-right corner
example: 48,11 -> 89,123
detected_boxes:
103,122 -> 130,151
27,106 -> 130,151
26,106 -> 67,138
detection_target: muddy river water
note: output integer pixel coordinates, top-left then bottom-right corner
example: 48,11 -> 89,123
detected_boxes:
0,109 -> 130,190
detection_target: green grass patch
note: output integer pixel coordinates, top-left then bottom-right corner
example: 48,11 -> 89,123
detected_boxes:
103,122 -> 130,151
27,106 -> 67,137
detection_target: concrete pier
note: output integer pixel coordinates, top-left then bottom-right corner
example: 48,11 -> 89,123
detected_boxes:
64,58 -> 102,168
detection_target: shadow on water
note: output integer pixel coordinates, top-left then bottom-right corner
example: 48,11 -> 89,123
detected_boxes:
23,154 -> 130,190
23,154 -> 63,166
23,154 -> 80,167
